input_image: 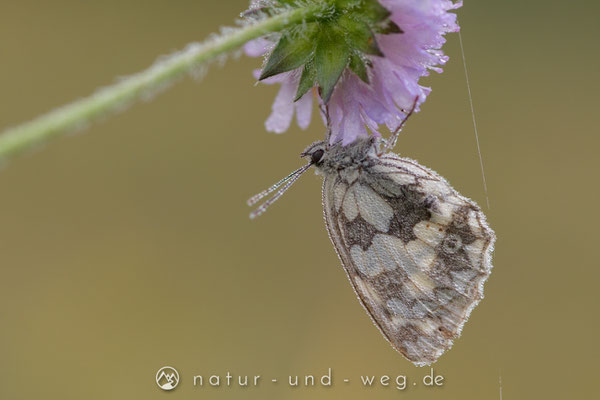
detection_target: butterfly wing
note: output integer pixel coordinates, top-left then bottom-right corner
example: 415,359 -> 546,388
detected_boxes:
322,154 -> 495,366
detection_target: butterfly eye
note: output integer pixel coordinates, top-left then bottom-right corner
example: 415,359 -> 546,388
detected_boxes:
311,149 -> 325,165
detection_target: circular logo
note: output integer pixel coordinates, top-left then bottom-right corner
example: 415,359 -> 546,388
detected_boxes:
156,366 -> 179,391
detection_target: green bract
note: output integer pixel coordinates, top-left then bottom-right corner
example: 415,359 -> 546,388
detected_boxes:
258,0 -> 402,103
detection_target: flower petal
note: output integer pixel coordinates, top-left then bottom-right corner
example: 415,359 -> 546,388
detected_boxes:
244,37 -> 272,57
265,72 -> 298,133
245,0 -> 462,144
295,91 -> 313,130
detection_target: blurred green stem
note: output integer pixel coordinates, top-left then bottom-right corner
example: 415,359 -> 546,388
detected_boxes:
0,4 -> 323,161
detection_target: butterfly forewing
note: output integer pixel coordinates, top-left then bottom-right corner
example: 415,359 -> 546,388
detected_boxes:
322,153 -> 495,366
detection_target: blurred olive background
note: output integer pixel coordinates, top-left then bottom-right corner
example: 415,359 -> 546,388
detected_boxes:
0,1 -> 597,399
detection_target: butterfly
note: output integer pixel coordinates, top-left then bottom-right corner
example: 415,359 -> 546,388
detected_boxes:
247,104 -> 495,366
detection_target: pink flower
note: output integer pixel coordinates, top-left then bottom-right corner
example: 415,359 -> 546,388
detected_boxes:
245,0 -> 461,145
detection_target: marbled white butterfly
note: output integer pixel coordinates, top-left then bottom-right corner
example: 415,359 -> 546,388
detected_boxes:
248,106 -> 495,366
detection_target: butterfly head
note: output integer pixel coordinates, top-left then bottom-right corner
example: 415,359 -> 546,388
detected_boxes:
248,137 -> 375,218
300,140 -> 327,167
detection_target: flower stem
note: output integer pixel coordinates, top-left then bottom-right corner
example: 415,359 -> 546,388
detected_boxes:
0,4 -> 323,162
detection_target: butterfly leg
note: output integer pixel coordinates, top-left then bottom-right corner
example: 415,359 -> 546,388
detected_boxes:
379,96 -> 420,156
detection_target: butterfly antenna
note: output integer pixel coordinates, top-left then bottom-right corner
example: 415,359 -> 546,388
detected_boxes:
249,162 -> 312,219
247,164 -> 311,207
381,96 -> 419,155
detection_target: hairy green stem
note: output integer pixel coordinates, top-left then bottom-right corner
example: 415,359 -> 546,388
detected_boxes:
0,4 -> 323,161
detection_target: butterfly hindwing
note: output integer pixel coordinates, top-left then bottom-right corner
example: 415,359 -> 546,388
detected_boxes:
322,153 -> 495,366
